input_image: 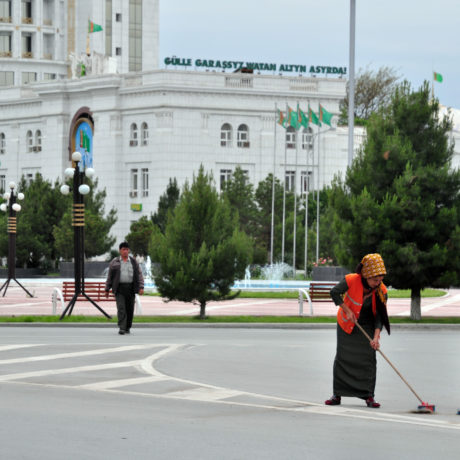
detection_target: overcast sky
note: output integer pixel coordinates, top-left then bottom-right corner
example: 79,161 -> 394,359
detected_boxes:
159,0 -> 460,109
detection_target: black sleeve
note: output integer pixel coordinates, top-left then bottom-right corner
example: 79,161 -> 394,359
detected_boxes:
329,278 -> 349,306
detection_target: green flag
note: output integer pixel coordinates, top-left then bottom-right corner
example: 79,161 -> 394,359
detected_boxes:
319,104 -> 333,126
287,106 -> 300,130
277,109 -> 287,128
433,72 -> 443,83
88,20 -> 103,33
298,106 -> 309,129
308,106 -> 320,126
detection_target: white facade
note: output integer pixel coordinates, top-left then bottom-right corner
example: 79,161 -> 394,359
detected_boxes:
0,0 -> 159,86
0,69 -> 351,244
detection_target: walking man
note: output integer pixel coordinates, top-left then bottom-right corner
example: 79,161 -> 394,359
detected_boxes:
105,242 -> 144,335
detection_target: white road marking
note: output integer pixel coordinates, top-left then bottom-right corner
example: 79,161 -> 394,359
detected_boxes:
0,344 -> 165,365
79,375 -> 166,390
164,387 -> 244,401
0,344 -> 42,351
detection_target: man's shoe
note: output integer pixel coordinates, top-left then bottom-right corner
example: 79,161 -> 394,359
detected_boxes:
365,397 -> 380,408
125,330 -> 130,334
325,395 -> 341,406
118,330 -> 125,335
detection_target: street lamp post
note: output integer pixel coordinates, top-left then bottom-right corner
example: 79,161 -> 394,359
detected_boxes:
59,151 -> 111,319
0,182 -> 34,297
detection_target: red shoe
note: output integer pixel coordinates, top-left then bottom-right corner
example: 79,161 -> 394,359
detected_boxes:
365,397 -> 380,408
325,395 -> 341,406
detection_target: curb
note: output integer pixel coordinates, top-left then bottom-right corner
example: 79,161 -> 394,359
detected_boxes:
0,323 -> 460,330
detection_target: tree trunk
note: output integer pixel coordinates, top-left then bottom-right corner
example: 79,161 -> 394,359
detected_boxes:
410,287 -> 421,320
199,301 -> 207,320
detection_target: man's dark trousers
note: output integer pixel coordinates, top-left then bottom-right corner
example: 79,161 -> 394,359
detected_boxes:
116,283 -> 135,332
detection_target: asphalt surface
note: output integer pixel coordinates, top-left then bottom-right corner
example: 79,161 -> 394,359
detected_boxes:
1,326 -> 459,459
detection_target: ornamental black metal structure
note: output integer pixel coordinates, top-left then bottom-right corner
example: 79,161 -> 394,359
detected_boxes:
0,184 -> 34,297
59,153 -> 111,320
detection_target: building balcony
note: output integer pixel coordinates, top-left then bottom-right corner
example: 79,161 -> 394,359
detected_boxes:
0,16 -> 12,23
43,19 -> 52,26
43,53 -> 52,60
22,17 -> 33,24
0,51 -> 12,57
22,52 -> 33,58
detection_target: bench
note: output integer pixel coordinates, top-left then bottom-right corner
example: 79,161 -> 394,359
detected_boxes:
52,281 -> 142,315
298,282 -> 337,316
309,282 -> 336,302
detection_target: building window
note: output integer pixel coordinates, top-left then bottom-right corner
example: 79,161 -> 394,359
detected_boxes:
22,72 -> 36,84
0,1 -> 12,21
0,174 -> 5,193
21,32 -> 33,58
21,0 -> 32,23
130,123 -> 138,146
141,122 -> 148,146
141,168 -> 149,197
0,32 -> 12,57
129,0 -> 142,71
285,170 -> 295,192
301,171 -> 312,193
26,130 -> 33,152
0,133 -> 5,154
220,123 -> 232,147
115,47 -> 121,56
43,73 -> 56,80
302,127 -> 314,150
105,0 -> 112,56
220,169 -> 232,191
237,124 -> 250,148
35,130 -> 42,152
116,13 -> 122,22
0,71 -> 13,86
286,126 -> 296,149
130,168 -> 138,197
25,173 -> 33,185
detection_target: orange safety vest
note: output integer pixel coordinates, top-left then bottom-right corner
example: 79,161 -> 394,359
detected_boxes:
337,273 -> 387,334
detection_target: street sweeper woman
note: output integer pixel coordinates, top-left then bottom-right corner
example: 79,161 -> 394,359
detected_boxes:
325,253 -> 390,408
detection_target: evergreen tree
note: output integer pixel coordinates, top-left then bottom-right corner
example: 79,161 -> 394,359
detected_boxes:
151,178 -> 180,233
330,81 -> 460,319
125,216 -> 155,257
150,166 -> 252,319
0,174 -> 68,269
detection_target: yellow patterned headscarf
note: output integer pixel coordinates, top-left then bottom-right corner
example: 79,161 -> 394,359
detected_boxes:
361,253 -> 386,278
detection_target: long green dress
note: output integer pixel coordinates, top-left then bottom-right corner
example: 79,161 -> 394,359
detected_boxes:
330,278 -> 384,399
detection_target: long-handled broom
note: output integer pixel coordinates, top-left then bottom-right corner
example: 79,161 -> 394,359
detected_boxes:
354,321 -> 435,413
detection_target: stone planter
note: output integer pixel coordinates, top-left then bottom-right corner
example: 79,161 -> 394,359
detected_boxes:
312,266 -> 350,282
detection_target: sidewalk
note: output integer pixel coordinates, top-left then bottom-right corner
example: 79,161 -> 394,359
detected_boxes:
0,279 -> 459,317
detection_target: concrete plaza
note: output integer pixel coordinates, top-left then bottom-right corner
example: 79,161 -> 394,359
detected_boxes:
0,279 -> 460,318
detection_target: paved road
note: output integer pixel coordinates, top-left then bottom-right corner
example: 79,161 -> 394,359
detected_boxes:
1,327 -> 459,459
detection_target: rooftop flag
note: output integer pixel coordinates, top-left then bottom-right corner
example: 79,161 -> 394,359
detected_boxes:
319,104 -> 333,127
88,20 -> 103,33
433,72 -> 443,83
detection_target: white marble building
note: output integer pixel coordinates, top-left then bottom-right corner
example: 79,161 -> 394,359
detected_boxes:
0,0 -> 458,247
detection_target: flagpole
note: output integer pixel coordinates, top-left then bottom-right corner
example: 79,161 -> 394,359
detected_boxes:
304,122 -> 309,278
292,103 -> 299,275
270,104 -> 277,265
316,102 -> 321,263
281,104 -> 288,263
348,0 -> 356,168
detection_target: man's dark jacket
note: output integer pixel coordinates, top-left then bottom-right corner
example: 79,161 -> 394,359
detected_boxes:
105,256 -> 144,295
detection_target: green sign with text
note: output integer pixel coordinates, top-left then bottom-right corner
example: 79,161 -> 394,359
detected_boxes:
164,56 -> 346,75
